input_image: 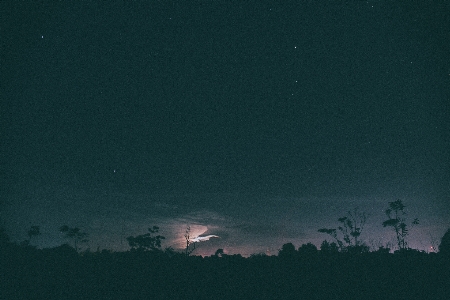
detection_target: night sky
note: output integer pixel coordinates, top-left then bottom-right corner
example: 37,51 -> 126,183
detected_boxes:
2,1 -> 449,256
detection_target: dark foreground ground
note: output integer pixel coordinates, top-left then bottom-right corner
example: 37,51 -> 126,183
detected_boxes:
1,244 -> 449,300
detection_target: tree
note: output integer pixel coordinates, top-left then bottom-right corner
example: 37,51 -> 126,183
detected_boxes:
382,200 -> 419,250
298,242 -> 318,257
439,228 -> 450,257
59,225 -> 89,251
278,242 -> 297,259
184,226 -> 196,256
320,240 -> 339,255
126,226 -> 165,252
318,228 -> 343,250
214,248 -> 224,257
318,207 -> 368,251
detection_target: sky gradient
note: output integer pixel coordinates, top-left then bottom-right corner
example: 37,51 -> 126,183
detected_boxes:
2,1 -> 449,256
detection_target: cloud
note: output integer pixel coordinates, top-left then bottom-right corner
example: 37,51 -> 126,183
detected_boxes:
191,235 -> 219,243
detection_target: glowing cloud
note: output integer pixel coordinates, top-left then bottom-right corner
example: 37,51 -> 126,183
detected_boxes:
191,235 -> 219,242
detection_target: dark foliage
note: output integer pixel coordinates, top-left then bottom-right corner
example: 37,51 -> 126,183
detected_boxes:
0,227 -> 9,245
439,228 -> 450,257
298,242 -> 318,257
320,240 -> 339,255
214,248 -> 224,257
27,225 -> 40,240
278,242 -> 296,259
1,241 -> 450,300
24,225 -> 41,247
59,225 -> 89,251
126,226 -> 165,252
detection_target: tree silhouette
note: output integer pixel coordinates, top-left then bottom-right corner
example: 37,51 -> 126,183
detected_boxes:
184,226 -> 196,256
278,242 -> 296,259
373,246 -> 390,254
318,207 -> 368,251
382,200 -> 419,250
320,240 -> 339,254
164,246 -> 178,257
59,225 -> 89,251
214,248 -> 224,257
318,228 -> 344,250
439,228 -> 450,257
27,225 -> 41,245
298,242 -> 318,257
126,226 -> 165,252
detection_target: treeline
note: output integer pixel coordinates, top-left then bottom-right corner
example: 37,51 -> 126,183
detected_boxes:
1,238 -> 450,300
3,200 -> 450,256
1,199 -> 450,299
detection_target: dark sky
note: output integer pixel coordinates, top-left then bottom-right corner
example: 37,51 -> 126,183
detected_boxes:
2,1 -> 449,256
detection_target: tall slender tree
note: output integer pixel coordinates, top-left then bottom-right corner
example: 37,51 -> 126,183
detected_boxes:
382,200 -> 419,250
184,226 -> 196,256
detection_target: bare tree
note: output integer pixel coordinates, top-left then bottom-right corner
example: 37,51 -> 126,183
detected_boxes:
184,226 -> 196,256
